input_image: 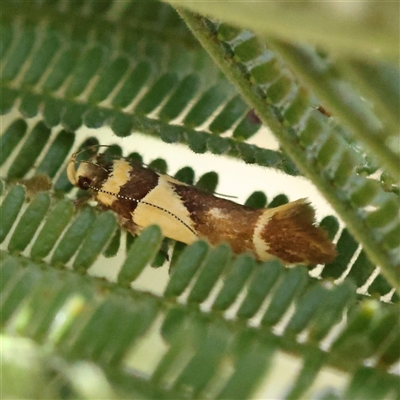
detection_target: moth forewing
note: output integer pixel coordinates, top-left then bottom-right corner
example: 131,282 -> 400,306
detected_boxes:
67,149 -> 337,265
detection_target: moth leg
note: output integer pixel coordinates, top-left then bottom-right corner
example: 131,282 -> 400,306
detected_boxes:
116,214 -> 170,262
73,193 -> 93,209
115,214 -> 142,237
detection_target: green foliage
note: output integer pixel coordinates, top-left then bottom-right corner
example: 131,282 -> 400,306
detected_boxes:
1,1 -> 399,399
176,10 -> 399,289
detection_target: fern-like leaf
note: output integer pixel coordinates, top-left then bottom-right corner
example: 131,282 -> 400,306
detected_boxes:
1,1 -> 399,399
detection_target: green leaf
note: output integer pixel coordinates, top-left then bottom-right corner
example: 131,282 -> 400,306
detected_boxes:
0,185 -> 26,243
212,253 -> 256,311
177,9 -> 399,291
164,240 -> 209,297
73,211 -> 117,273
237,260 -> 283,319
187,243 -> 231,304
261,266 -> 308,326
118,225 -> 163,286
170,2 -> 398,58
8,192 -> 51,253
7,122 -> 52,179
30,199 -> 74,260
1,1 -> 399,398
51,207 -> 97,266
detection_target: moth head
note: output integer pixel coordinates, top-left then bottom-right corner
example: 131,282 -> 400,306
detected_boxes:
67,152 -> 109,191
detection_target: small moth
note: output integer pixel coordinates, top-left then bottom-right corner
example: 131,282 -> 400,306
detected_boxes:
67,147 -> 336,265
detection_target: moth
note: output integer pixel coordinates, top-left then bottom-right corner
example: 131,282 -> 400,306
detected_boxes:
67,147 -> 336,265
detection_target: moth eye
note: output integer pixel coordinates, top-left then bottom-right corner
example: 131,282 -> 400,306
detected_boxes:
77,176 -> 92,190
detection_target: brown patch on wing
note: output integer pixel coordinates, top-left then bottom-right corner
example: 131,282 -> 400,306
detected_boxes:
261,200 -> 336,264
173,184 -> 262,254
108,164 -> 159,219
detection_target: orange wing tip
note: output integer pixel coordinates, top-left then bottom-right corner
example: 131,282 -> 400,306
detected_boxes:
262,199 -> 337,265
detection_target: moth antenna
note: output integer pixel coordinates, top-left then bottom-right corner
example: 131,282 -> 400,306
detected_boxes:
79,146 -> 160,172
213,192 -> 238,199
80,160 -> 109,174
95,147 -> 145,167
98,153 -> 125,161
74,144 -> 115,158
88,185 -> 198,238
70,144 -> 121,165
